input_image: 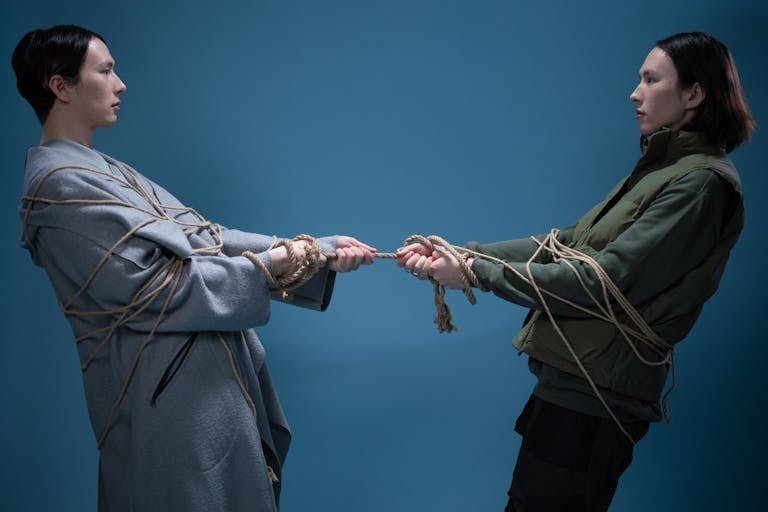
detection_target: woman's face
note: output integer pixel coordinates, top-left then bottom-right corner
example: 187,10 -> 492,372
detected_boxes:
630,47 -> 692,136
67,37 -> 126,129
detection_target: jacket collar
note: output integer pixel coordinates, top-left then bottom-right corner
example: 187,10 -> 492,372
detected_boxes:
634,128 -> 723,175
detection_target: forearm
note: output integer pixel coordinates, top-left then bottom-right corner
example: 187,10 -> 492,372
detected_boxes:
470,172 -> 733,317
465,226 -> 575,264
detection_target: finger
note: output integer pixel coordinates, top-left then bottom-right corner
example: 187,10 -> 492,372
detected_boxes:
421,258 -> 434,279
338,236 -> 371,251
414,255 -> 433,279
346,237 -> 377,252
344,247 -> 363,271
350,247 -> 367,271
330,248 -> 346,272
341,247 -> 357,272
395,249 -> 416,266
405,253 -> 425,271
396,243 -> 430,257
414,254 -> 428,272
401,253 -> 417,273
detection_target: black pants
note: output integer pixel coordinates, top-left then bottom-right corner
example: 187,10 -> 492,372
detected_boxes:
505,395 -> 649,512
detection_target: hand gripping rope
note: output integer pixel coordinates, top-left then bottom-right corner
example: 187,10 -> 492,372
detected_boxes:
21,161 -> 672,446
404,230 -> 675,445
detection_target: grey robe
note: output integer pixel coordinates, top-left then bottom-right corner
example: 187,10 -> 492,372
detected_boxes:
20,139 -> 336,511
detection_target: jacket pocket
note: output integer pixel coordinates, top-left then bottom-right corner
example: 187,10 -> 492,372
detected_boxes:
151,332 -> 198,406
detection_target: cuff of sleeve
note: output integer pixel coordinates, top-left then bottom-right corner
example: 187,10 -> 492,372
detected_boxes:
465,241 -> 482,252
471,257 -> 495,291
255,250 -> 273,273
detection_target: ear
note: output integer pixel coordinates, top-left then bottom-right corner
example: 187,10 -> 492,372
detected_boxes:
47,74 -> 73,103
683,82 -> 705,110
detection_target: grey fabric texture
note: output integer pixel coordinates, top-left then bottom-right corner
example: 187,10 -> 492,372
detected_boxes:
20,139 -> 336,511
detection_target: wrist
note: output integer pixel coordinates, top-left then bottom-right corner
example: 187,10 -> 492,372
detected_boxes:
269,246 -> 288,276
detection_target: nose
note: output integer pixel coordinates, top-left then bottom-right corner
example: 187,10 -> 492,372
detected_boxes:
629,82 -> 641,105
115,73 -> 127,95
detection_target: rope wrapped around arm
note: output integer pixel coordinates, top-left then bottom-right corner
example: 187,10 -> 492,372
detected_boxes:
406,230 -> 675,444
242,235 -> 323,302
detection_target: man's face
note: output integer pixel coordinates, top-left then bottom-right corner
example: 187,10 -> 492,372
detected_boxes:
67,37 -> 126,129
630,47 -> 691,136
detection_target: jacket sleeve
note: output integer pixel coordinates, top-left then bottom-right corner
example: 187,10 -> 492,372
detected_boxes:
470,170 -> 735,317
465,226 -> 576,264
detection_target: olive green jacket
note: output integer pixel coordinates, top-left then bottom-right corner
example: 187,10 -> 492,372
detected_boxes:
468,129 -> 744,402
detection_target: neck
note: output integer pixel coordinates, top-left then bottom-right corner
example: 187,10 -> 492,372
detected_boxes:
669,109 -> 698,132
41,109 -> 94,148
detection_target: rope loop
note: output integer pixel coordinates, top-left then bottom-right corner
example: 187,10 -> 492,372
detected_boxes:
402,234 -> 487,333
23,156 -> 675,451
243,234 -> 324,302
404,230 -> 676,444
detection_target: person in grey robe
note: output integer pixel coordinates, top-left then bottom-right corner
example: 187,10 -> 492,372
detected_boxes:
12,24 -> 376,511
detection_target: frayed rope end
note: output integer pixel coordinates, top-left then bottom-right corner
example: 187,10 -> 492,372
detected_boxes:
433,282 -> 457,334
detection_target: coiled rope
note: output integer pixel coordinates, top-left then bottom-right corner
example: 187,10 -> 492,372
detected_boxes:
409,230 -> 675,444
243,236 -> 395,302
22,160 -> 672,446
21,163 -> 389,446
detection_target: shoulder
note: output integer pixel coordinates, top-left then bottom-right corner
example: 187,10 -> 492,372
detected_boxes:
672,160 -> 740,201
665,170 -> 733,205
674,153 -> 741,194
23,141 -> 119,200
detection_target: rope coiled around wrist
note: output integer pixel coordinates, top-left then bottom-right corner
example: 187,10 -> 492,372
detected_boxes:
242,234 -> 324,302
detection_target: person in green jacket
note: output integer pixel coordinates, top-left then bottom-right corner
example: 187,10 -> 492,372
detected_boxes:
397,32 -> 754,511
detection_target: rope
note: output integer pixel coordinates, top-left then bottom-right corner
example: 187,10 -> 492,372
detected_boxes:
408,230 -> 674,444
242,237 -> 397,302
242,235 -> 323,302
398,234 -> 486,333
22,159 -> 671,447
21,162 -> 336,447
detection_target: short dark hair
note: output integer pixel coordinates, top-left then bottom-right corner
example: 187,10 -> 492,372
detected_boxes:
11,24 -> 105,123
657,31 -> 755,153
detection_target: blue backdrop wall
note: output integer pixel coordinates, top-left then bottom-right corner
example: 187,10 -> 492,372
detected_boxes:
1,1 -> 766,510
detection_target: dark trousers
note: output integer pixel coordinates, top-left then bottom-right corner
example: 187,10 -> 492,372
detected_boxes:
505,395 -> 649,512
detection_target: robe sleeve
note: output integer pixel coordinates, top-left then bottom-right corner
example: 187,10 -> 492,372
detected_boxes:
24,167 -> 335,334
219,228 -> 338,257
219,228 -> 338,311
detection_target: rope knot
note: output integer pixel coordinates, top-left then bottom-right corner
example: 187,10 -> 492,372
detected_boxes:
403,234 -> 486,333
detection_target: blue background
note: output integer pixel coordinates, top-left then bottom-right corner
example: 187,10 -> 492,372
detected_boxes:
1,1 -> 766,510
